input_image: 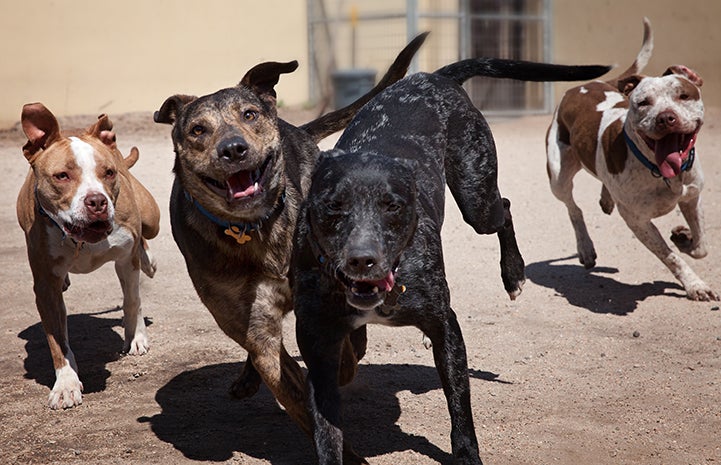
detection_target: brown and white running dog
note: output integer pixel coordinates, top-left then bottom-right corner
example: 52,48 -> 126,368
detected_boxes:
16,103 -> 160,409
546,18 -> 718,301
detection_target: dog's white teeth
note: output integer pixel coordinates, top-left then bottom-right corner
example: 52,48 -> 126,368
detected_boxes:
253,182 -> 259,192
351,287 -> 358,293
372,286 -> 379,293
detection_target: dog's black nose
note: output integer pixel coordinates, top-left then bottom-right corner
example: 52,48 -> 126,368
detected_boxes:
217,136 -> 248,161
346,252 -> 378,273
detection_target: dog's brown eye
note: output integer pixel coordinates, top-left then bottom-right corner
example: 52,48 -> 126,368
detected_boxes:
386,203 -> 401,213
191,125 -> 205,136
638,99 -> 651,107
679,93 -> 689,100
104,169 -> 115,179
325,200 -> 345,214
54,172 -> 70,181
243,110 -> 258,122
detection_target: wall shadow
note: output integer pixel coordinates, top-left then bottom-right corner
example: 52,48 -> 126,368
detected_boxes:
139,360 -> 506,464
525,255 -> 683,315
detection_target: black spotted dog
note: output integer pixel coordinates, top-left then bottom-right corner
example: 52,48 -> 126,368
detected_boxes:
292,58 -> 611,464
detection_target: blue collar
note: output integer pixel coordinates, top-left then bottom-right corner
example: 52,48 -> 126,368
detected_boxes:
184,190 -> 285,245
623,127 -> 695,179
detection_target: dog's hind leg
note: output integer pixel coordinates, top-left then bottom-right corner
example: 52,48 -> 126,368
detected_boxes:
115,257 -> 149,355
497,198 -> 526,299
599,184 -> 615,215
338,325 -> 367,386
547,132 -> 597,268
229,357 -> 262,399
445,115 -> 525,298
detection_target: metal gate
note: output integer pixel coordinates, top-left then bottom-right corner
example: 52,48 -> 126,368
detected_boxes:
307,0 -> 553,116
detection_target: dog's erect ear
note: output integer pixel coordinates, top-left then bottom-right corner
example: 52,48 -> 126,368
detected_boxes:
663,65 -> 704,87
239,61 -> 299,102
617,75 -> 643,96
21,102 -> 62,161
154,94 -> 197,125
88,114 -> 117,149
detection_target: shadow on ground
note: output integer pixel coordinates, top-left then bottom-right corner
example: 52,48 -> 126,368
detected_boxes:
139,361 -> 505,464
18,307 -> 147,393
525,255 -> 683,315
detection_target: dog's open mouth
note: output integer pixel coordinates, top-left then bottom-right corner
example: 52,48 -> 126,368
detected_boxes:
641,130 -> 698,178
338,269 -> 397,311
64,220 -> 112,243
203,156 -> 271,202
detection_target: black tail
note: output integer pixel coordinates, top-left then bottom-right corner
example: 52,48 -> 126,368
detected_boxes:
435,58 -> 611,85
301,32 -> 429,143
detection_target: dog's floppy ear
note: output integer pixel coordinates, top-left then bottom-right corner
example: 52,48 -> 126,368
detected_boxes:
663,65 -> 704,87
617,75 -> 643,96
124,146 -> 140,169
154,94 -> 197,125
88,114 -> 117,149
21,102 -> 62,161
318,148 -> 347,162
393,157 -> 419,174
239,61 -> 299,103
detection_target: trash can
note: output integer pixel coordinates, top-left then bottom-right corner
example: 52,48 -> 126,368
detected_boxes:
331,69 -> 376,109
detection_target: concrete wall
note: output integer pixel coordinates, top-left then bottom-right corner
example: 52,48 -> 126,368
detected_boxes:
551,0 -> 721,107
1,1 -> 718,129
0,1 -> 309,129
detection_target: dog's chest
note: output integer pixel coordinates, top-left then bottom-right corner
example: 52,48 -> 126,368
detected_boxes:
603,167 -> 691,216
350,308 -> 398,328
48,223 -> 135,275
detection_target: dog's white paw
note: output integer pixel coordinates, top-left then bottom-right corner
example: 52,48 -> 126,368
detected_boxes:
49,365 -> 83,410
686,282 -> 720,302
125,333 -> 150,355
421,333 -> 432,350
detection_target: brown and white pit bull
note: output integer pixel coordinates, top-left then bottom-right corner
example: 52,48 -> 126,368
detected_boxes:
16,103 -> 161,409
546,18 -> 718,301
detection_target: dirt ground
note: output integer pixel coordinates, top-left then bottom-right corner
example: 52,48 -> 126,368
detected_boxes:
1,104 -> 719,465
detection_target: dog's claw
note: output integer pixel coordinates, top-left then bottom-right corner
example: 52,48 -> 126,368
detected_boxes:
124,334 -> 149,355
48,367 -> 83,410
686,285 -> 720,302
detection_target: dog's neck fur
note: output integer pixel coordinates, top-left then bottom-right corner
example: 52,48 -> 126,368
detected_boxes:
184,188 -> 286,245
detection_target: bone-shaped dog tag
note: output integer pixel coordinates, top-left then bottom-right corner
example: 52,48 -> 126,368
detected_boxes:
224,226 -> 252,245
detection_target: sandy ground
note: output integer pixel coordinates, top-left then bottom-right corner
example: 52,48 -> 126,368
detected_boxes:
0,105 -> 719,465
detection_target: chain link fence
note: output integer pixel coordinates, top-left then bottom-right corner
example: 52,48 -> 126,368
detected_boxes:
308,0 -> 552,116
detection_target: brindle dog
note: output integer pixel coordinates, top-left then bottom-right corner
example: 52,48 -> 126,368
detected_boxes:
153,34 -> 427,463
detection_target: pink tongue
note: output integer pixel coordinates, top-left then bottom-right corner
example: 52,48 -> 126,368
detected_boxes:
370,272 -> 395,292
226,172 -> 256,199
654,134 -> 684,178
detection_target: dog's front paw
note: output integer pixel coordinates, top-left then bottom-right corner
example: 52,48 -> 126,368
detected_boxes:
49,365 -> 83,410
124,333 -> 149,355
686,282 -> 720,302
577,247 -> 597,269
671,226 -> 707,258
